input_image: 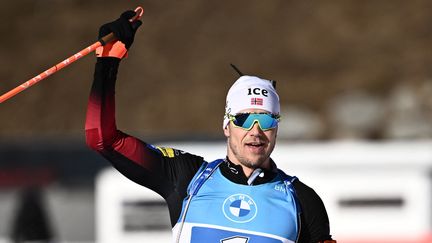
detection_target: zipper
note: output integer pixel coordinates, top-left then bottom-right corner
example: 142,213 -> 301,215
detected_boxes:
295,212 -> 302,243
175,194 -> 193,243
282,174 -> 301,243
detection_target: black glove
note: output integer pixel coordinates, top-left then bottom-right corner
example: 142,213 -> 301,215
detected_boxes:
98,10 -> 142,49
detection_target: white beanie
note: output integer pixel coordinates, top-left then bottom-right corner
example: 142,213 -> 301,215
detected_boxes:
223,75 -> 280,128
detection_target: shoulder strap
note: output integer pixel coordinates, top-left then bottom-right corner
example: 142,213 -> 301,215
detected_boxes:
188,159 -> 224,196
278,169 -> 302,214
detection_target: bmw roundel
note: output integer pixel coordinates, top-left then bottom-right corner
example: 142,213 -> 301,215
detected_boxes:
223,194 -> 257,223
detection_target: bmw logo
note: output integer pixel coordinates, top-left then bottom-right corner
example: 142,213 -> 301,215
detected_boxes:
222,194 -> 257,223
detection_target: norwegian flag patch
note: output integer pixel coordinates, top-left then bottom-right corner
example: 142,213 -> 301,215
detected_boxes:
251,98 -> 263,105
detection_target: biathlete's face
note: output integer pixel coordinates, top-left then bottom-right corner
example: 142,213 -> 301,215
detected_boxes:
224,109 -> 278,174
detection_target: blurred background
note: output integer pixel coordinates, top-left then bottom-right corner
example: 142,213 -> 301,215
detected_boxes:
1,0 -> 432,242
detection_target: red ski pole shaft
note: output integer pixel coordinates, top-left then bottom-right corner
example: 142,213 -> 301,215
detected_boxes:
0,6 -> 144,104
0,42 -> 101,103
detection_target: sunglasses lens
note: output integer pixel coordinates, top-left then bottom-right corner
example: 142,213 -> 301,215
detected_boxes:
232,113 -> 249,127
232,113 -> 278,130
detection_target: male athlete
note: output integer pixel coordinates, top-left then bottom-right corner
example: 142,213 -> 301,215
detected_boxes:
85,10 -> 336,243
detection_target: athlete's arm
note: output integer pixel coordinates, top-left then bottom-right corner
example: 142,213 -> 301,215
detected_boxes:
294,180 -> 335,243
85,57 -> 204,224
85,11 -> 205,226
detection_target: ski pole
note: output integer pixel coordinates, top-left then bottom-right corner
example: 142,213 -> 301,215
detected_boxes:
0,6 -> 144,104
